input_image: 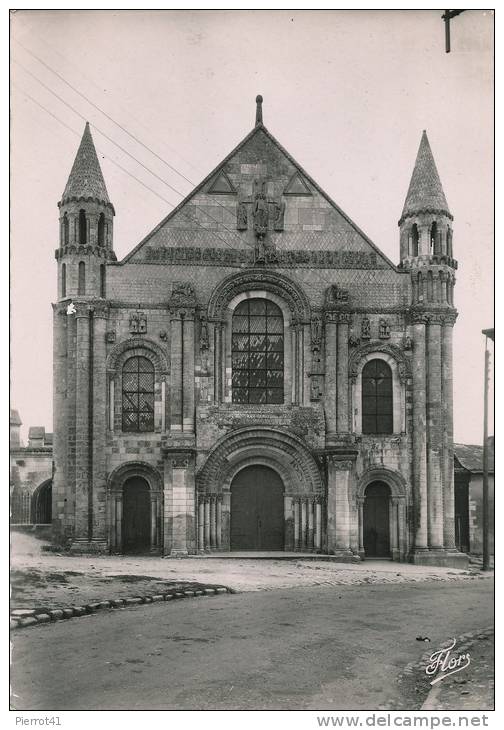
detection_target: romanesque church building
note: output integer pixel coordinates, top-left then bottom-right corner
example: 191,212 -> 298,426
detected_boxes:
52,96 -> 466,566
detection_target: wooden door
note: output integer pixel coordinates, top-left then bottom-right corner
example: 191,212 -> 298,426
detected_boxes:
122,477 -> 150,553
363,481 -> 391,557
230,466 -> 284,551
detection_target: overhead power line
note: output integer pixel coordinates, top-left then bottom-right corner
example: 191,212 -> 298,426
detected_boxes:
13,83 -> 252,254
12,57 -> 254,250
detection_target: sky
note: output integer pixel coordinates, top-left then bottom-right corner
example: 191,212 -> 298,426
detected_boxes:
10,9 -> 494,444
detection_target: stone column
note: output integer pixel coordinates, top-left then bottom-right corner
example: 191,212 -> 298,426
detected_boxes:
169,310 -> 183,432
92,304 -> 108,544
324,313 -> 338,435
216,495 -> 223,549
411,312 -> 429,555
300,499 -> 307,550
302,321 -> 311,405
442,313 -> 457,550
293,499 -> 300,550
73,305 -> 90,542
337,313 -> 350,433
326,457 -> 354,557
284,495 -> 294,550
182,309 -> 195,432
427,315 -> 444,549
315,498 -> 322,551
65,309 -> 77,538
198,498 -> 204,551
307,498 -> 314,549
222,490 -> 231,550
210,495 -> 217,548
204,498 -> 211,549
52,304 -> 68,544
357,498 -> 364,555
164,451 -> 196,555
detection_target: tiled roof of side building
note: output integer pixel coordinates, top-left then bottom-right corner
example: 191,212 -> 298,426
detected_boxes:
10,409 -> 22,426
401,130 -> 451,220
454,442 -> 495,473
60,122 -> 110,206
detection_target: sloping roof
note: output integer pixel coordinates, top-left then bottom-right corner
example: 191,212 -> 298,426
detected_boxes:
121,121 -> 397,270
10,409 -> 22,426
61,122 -> 110,206
454,442 -> 495,473
400,130 -> 451,221
28,426 -> 45,439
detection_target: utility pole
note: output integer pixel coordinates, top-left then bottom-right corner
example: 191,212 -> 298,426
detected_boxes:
442,10 -> 466,53
481,327 -> 494,571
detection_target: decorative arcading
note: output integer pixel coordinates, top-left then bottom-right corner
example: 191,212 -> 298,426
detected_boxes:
196,426 -> 323,495
106,335 -> 169,374
206,269 -> 311,322
55,245 -> 117,261
348,341 -> 412,384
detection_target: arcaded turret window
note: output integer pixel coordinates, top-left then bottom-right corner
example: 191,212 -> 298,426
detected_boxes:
100,264 -> 106,298
79,209 -> 87,245
362,359 -> 393,434
62,213 -> 69,246
61,263 -> 66,297
78,261 -> 85,295
98,213 -> 105,246
409,224 -> 419,257
122,356 -> 155,432
430,222 -> 437,254
232,298 -> 284,404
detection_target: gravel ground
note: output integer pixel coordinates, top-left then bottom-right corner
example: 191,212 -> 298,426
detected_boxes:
11,532 -> 491,608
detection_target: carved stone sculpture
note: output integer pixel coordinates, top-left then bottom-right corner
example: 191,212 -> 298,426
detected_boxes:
361,317 -> 371,339
237,201 -> 248,230
379,319 -> 390,339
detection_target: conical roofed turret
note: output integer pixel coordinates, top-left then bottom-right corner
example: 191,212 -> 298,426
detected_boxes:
60,122 -> 111,207
400,131 -> 450,224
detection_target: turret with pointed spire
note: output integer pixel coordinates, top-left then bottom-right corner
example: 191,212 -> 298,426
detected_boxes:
56,122 -> 115,301
399,130 -> 456,306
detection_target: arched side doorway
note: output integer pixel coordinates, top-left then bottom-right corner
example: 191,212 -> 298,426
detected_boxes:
230,465 -> 284,551
32,480 -> 52,524
122,477 -> 151,554
107,462 -> 163,554
357,469 -> 408,561
363,481 -> 390,558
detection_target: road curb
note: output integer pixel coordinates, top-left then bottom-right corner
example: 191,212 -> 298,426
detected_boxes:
10,585 -> 233,631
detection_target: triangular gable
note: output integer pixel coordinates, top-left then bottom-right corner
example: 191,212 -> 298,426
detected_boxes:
284,172 -> 312,196
208,171 -> 236,194
122,123 -> 397,271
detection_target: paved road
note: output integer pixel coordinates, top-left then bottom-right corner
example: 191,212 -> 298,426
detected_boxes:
11,579 -> 493,711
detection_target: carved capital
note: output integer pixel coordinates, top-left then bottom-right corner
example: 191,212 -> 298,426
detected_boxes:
349,335 -> 360,348
338,312 -> 352,325
443,311 -> 458,327
105,331 -> 116,344
427,312 -> 445,326
408,309 -> 429,325
325,311 -> 339,324
330,459 -> 354,471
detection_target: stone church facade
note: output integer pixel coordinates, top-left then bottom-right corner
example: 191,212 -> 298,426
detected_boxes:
52,96 -> 466,566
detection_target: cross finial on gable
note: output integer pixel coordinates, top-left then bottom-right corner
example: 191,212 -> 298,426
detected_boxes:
255,94 -> 263,126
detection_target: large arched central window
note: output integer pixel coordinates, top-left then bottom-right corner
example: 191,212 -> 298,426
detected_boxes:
122,356 -> 155,432
362,359 -> 393,434
232,298 -> 284,404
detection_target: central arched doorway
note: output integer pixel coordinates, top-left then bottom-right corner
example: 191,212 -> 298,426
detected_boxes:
363,481 -> 391,558
122,476 -> 151,553
32,480 -> 52,524
230,465 -> 284,551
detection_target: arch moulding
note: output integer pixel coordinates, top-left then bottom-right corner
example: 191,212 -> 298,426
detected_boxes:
206,269 -> 311,323
107,461 -> 163,495
349,341 -> 411,384
196,426 -> 323,495
357,467 -> 407,500
106,336 -> 169,375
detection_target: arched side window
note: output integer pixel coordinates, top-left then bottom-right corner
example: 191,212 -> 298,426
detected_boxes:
62,213 -> 69,246
61,263 -> 67,298
100,264 -> 106,298
79,209 -> 87,245
98,213 -> 105,246
446,228 -> 453,258
410,224 -> 419,257
122,356 -> 155,432
361,359 -> 393,434
78,261 -> 86,295
231,298 -> 284,404
430,222 -> 437,254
